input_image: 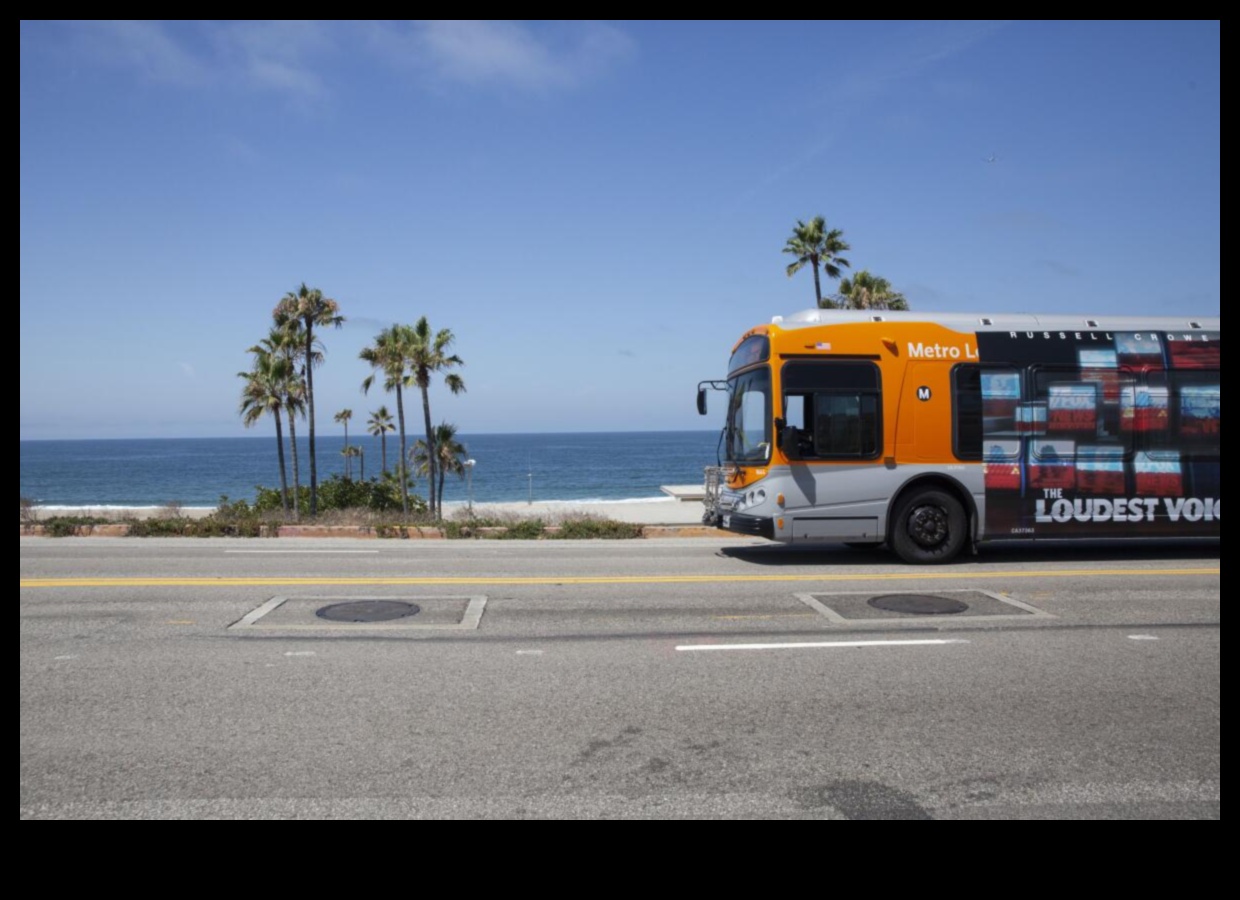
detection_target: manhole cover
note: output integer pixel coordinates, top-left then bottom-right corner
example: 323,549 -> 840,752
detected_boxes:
867,594 -> 968,615
316,600 -> 421,622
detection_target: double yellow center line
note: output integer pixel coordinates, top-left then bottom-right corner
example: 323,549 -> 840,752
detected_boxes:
19,567 -> 1219,588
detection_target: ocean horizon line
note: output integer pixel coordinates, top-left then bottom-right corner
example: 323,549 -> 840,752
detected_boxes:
22,431 -> 721,508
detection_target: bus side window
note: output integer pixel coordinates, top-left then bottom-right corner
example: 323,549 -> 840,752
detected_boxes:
1149,370 -> 1220,456
780,360 -> 882,460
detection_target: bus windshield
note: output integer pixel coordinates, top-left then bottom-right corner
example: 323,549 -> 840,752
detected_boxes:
725,366 -> 771,463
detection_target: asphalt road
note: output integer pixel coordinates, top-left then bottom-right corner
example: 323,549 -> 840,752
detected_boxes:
20,535 -> 1221,819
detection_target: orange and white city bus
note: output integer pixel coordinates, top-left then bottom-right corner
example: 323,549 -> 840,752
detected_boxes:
697,309 -> 1220,563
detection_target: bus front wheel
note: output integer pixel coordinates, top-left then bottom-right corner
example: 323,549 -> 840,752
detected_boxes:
891,489 -> 966,564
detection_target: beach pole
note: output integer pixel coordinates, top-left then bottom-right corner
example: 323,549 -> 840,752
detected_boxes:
464,459 -> 475,513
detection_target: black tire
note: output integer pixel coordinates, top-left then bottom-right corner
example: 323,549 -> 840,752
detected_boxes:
890,489 -> 967,564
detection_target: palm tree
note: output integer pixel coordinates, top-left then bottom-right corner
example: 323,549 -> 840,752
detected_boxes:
411,422 -> 468,512
237,351 -> 294,516
274,283 -> 344,516
837,270 -> 910,310
783,216 -> 851,308
250,326 -> 312,520
341,444 -> 363,481
335,408 -> 353,478
367,406 -> 396,476
361,325 -> 415,516
407,317 -> 466,518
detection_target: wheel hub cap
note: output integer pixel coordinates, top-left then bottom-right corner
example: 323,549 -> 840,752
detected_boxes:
909,505 -> 947,547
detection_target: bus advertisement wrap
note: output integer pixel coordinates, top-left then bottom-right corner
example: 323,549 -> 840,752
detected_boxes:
975,330 -> 1219,539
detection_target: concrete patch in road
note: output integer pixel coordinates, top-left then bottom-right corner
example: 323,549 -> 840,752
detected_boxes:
228,595 -> 487,634
796,589 -> 1054,626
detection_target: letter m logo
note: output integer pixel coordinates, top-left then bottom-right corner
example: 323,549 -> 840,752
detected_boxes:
917,386 -> 932,401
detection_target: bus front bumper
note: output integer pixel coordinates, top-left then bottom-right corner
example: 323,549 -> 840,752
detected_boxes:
718,511 -> 775,540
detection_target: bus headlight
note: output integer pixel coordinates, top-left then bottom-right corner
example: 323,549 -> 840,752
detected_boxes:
738,489 -> 766,510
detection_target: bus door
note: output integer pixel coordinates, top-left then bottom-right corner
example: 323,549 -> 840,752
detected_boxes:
897,361 -> 957,462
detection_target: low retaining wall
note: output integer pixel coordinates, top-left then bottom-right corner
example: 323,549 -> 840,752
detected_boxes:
20,523 -> 728,539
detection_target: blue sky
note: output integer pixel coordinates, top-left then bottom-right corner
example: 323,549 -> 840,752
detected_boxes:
20,21 -> 1220,439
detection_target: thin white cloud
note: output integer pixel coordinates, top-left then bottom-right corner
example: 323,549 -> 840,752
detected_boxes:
58,21 -> 632,99
210,20 -> 331,99
71,20 -> 210,86
65,20 -> 331,100
830,21 -> 1009,107
371,20 -> 634,91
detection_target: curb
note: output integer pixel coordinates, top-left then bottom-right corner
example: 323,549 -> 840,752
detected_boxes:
20,523 -> 727,539
641,525 -> 729,538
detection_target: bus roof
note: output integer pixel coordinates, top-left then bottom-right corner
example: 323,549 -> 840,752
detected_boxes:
770,308 -> 1220,334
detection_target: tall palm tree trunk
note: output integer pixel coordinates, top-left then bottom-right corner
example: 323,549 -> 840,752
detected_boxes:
287,407 -> 301,521
305,324 -> 318,516
421,386 -> 438,517
380,433 -> 388,476
343,421 -> 350,479
812,262 -> 822,307
274,415 -> 290,516
395,385 -> 410,517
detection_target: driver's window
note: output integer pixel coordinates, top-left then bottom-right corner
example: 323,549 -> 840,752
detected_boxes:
784,395 -> 807,430
739,389 -> 767,458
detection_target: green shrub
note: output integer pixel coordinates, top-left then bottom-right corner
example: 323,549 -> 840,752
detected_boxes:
438,514 -> 546,539
251,476 -> 424,515
194,518 -> 270,538
126,517 -> 259,537
439,515 -> 505,539
40,516 -> 112,537
124,517 -> 191,537
551,516 -> 643,540
495,518 -> 546,540
213,495 -> 254,520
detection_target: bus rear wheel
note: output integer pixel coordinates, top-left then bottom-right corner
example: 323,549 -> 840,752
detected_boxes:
891,489 -> 966,564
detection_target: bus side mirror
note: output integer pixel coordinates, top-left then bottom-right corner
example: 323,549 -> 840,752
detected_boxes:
696,388 -> 707,415
780,424 -> 802,460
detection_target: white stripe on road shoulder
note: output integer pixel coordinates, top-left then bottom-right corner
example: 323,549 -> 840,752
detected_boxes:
235,596 -> 286,627
676,638 -> 969,652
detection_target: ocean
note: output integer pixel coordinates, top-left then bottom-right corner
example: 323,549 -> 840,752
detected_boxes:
19,431 -> 724,510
